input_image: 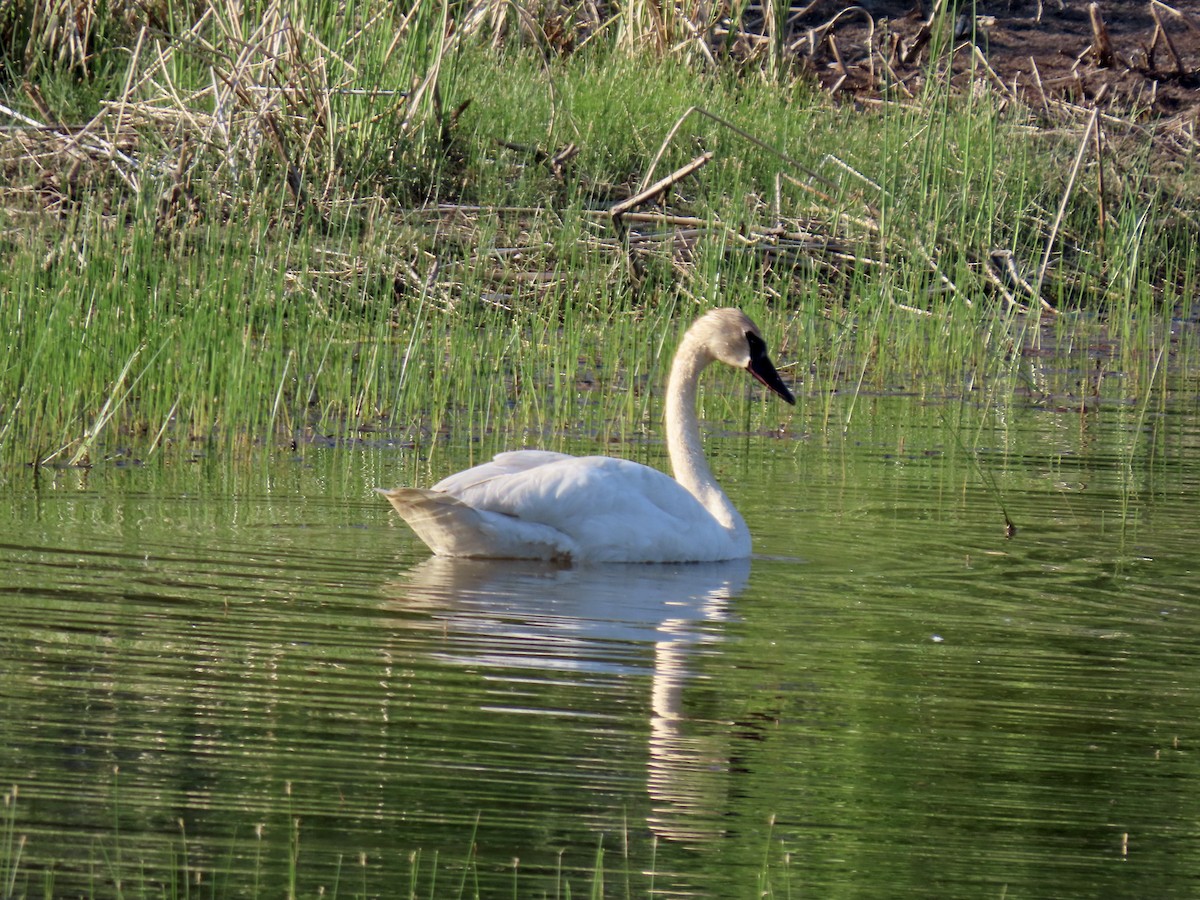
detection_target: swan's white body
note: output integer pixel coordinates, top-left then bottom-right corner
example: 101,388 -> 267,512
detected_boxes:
380,308 -> 794,563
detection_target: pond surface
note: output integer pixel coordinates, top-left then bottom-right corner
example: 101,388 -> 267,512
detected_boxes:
1,392 -> 1198,898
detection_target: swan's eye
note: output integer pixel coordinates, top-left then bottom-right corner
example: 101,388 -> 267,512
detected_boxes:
745,331 -> 767,361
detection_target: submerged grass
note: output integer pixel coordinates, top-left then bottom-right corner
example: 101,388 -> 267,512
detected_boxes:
0,0 -> 1197,471
0,785 -> 807,899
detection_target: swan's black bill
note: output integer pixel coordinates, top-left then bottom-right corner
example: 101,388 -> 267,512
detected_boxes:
746,332 -> 796,405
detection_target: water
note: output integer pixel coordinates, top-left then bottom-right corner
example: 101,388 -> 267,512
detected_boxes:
1,393 -> 1199,898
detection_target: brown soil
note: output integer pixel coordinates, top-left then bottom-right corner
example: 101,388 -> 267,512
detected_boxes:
800,0 -> 1200,120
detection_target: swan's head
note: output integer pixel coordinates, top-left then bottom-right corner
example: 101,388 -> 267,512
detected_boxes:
693,308 -> 796,405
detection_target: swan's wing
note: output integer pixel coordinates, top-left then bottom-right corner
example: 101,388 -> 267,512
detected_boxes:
431,450 -> 575,495
444,456 -> 734,562
385,453 -> 744,562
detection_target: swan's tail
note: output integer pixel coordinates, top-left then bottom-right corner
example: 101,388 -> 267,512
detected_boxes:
376,488 -> 482,556
376,487 -> 572,561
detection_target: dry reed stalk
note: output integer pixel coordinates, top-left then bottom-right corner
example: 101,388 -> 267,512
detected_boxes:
982,252 -> 1029,313
1093,115 -> 1107,245
786,4 -> 876,89
611,152 -> 714,219
1148,1 -> 1188,74
617,0 -> 671,56
673,14 -> 718,68
1087,3 -> 1116,68
1151,0 -> 1200,31
0,101 -> 139,191
971,44 -> 1017,103
874,51 -> 916,98
26,0 -> 97,74
828,33 -> 848,87
611,152 -> 714,283
1031,107 -> 1099,314
1028,57 -> 1051,113
639,106 -> 834,196
925,248 -> 968,307
399,21 -> 451,136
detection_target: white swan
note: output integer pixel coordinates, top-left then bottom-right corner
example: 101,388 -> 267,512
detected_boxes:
378,307 -> 795,563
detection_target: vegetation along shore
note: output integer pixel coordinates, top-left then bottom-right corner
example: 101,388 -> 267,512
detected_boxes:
1,0 -> 1197,470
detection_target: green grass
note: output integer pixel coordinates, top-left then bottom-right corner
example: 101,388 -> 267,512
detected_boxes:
0,785 -> 811,899
0,0 -> 1196,470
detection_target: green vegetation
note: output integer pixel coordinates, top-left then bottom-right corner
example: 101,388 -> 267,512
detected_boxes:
1,0 -> 1196,470
0,784 -> 808,898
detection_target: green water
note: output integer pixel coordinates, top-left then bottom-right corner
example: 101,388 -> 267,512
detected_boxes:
1,393 -> 1198,898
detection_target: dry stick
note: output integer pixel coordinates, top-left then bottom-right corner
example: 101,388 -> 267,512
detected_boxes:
615,151 -> 715,218
65,346 -> 144,468
0,101 -> 139,191
399,24 -> 450,134
982,256 -> 1027,313
294,17 -> 358,77
343,3 -> 394,52
153,39 -> 209,145
1148,20 -> 1164,70
675,14 -> 718,68
1087,3 -> 1115,67
146,400 -> 180,459
866,20 -> 876,87
638,106 -> 837,195
172,17 -> 277,161
110,25 -> 147,157
1149,2 -> 1187,74
0,101 -> 48,130
1152,0 -> 1200,32
1032,107 -> 1099,315
131,13 -> 227,150
158,135 -> 191,226
22,82 -> 55,123
207,63 -> 232,157
821,152 -> 881,193
0,395 -> 20,464
788,5 -> 874,55
1029,57 -> 1051,113
828,33 -> 848,81
1094,115 -> 1107,247
573,10 -> 623,54
194,20 -> 329,229
997,249 -> 1038,299
289,25 -> 337,197
778,171 -> 844,210
875,52 -> 916,98
972,45 -> 1017,102
611,151 -> 714,283
912,242 -> 967,309
785,0 -> 837,27
215,66 -> 314,219
128,5 -> 213,96
427,202 -> 870,277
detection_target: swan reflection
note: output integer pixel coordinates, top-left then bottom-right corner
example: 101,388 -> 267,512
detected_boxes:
386,557 -> 749,843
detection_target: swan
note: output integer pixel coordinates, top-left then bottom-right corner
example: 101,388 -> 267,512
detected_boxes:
378,307 -> 795,563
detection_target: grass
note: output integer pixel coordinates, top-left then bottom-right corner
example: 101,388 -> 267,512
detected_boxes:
0,0 -> 1197,471
0,784 -> 810,899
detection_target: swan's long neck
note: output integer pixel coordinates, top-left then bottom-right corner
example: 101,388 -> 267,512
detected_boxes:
664,330 -> 747,537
